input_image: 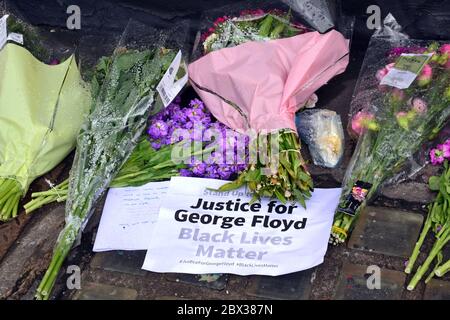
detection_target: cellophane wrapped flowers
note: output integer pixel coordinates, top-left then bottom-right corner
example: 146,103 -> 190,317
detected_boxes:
331,38 -> 450,244
201,8 -> 309,54
190,8 -> 349,205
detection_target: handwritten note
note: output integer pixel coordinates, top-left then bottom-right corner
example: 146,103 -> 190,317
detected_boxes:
93,181 -> 169,251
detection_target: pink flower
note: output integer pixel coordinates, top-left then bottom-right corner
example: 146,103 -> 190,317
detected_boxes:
430,147 -> 445,165
410,97 -> 427,113
440,44 -> 450,55
351,111 -> 375,136
440,44 -> 450,68
442,140 -> 450,158
213,16 -> 228,26
375,63 -> 395,81
417,64 -> 433,86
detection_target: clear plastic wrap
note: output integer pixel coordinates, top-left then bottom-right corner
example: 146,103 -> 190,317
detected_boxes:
296,109 -> 345,168
190,0 -> 354,61
35,19 -> 191,300
331,15 -> 450,244
280,0 -> 334,33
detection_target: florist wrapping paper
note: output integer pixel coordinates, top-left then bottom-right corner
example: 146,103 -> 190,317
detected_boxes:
188,30 -> 349,132
143,177 -> 341,276
0,43 -> 90,192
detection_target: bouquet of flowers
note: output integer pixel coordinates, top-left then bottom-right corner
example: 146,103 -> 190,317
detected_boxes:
405,140 -> 450,290
190,10 -> 349,205
0,42 -> 89,221
35,44 -> 179,299
331,40 -> 450,244
200,8 -> 309,54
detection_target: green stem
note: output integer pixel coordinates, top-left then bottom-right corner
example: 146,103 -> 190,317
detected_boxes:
435,260 -> 450,277
405,215 -> 432,274
407,232 -> 449,290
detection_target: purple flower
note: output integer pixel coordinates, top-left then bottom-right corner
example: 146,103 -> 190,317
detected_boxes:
185,107 -> 205,122
179,168 -> 193,177
148,120 -> 168,139
172,110 -> 188,123
217,165 -> 232,180
151,141 -> 162,150
189,98 -> 205,110
191,161 -> 207,175
205,165 -> 219,178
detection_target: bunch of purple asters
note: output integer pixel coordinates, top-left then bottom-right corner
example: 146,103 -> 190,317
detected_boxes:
147,97 -> 248,180
430,139 -> 450,165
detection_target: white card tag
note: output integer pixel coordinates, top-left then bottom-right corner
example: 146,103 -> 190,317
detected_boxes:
7,32 -> 23,45
0,15 -> 8,50
157,50 -> 188,107
380,53 -> 433,89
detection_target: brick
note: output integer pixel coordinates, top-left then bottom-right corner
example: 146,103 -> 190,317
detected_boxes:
246,268 -> 315,300
72,282 -> 138,300
90,251 -> 147,276
165,274 -> 228,291
348,206 -> 423,258
380,182 -> 435,204
424,279 -> 450,300
334,262 -> 405,300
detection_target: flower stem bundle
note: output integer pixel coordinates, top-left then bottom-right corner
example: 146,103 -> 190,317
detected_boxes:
406,156 -> 450,290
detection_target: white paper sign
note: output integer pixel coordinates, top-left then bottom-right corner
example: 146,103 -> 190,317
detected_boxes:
93,181 -> 169,251
0,15 -> 8,50
380,53 -> 433,89
156,50 -> 188,107
142,177 -> 341,276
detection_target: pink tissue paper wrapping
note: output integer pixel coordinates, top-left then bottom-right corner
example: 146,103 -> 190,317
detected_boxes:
188,30 -> 350,133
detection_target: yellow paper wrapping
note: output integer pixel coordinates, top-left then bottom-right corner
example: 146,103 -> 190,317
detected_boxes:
0,43 -> 90,220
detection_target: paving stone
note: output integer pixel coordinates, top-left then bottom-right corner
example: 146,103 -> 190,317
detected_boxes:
90,251 -> 147,276
245,268 -> 315,300
72,282 -> 138,300
424,279 -> 450,300
165,273 -> 228,291
380,182 -> 435,204
0,206 -> 65,299
334,262 -> 405,300
348,206 -> 423,258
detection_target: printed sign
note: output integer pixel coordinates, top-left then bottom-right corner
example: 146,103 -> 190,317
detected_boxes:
142,177 -> 341,276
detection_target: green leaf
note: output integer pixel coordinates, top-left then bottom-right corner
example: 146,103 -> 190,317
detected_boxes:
429,176 -> 440,191
274,189 -> 287,204
293,189 -> 306,208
